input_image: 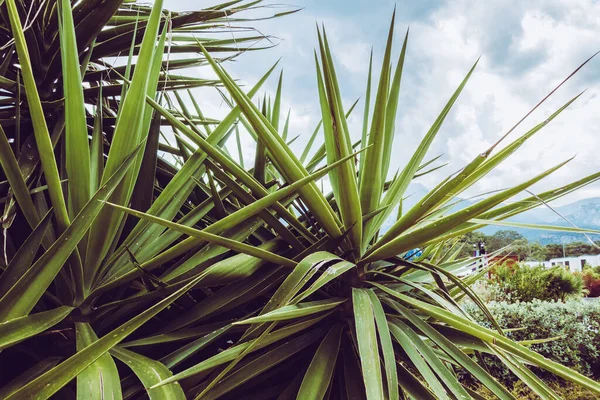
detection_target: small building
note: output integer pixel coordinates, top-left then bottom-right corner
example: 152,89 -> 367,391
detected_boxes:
523,255 -> 600,273
579,255 -> 600,268
545,257 -> 583,272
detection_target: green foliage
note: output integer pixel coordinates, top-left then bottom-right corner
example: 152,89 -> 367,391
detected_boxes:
508,238 -> 541,261
544,243 -> 563,259
458,230 -> 600,260
487,230 -> 525,250
492,264 -> 552,302
458,230 -> 532,259
526,241 -> 549,261
564,242 -> 600,257
545,267 -> 585,301
581,269 -> 600,297
488,264 -> 584,302
512,379 -> 599,400
0,1 -> 600,399
473,379 -> 600,400
464,300 -> 600,381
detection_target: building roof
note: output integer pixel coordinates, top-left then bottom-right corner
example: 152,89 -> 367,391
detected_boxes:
548,255 -> 599,262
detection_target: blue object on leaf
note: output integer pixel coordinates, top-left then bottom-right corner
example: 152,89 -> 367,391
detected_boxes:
404,248 -> 422,261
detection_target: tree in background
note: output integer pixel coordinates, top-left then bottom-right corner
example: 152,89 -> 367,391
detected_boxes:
459,230 -> 597,260
458,231 -> 488,258
527,242 -> 548,261
566,242 -> 600,257
487,230 -> 525,252
546,244 -> 565,259
510,238 -> 537,261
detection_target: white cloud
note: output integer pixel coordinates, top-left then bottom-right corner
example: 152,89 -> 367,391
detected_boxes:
163,0 -> 600,206
387,0 -> 600,204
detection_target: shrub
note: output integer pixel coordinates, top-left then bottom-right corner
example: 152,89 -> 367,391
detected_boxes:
471,278 -> 514,303
581,269 -> 600,297
473,379 -> 600,400
545,267 -> 585,301
488,263 -> 584,302
492,263 -> 549,302
464,300 -> 600,382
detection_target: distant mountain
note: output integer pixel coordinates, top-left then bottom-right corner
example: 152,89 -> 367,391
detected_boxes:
480,197 -> 600,244
379,184 -> 600,245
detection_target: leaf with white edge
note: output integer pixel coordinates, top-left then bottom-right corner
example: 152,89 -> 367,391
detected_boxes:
352,288 -> 384,400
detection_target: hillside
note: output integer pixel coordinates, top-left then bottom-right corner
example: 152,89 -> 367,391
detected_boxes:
381,185 -> 600,245
480,197 -> 600,244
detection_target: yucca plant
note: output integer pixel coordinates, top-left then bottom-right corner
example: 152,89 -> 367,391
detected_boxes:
1,0 -> 599,398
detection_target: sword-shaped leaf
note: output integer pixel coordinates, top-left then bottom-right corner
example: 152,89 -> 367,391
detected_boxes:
85,0 -> 166,285
59,0 -> 91,217
359,13 -> 395,250
367,59 -> 478,245
110,346 -> 186,400
150,315 -> 331,388
0,209 -> 53,298
470,218 -> 600,235
198,42 -> 343,240
75,323 -> 123,400
0,125 -> 40,229
365,158 -> 571,261
366,290 -> 398,400
378,284 -> 600,395
233,299 -> 346,325
0,145 -> 143,320
0,306 -> 73,350
5,251 -> 230,399
296,324 -> 343,400
352,288 -> 384,399
315,28 -> 362,257
5,0 -> 70,231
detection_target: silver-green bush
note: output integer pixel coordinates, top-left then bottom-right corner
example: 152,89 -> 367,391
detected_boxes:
464,300 -> 600,382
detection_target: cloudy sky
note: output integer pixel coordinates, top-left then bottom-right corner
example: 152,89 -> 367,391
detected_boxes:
164,0 -> 600,206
